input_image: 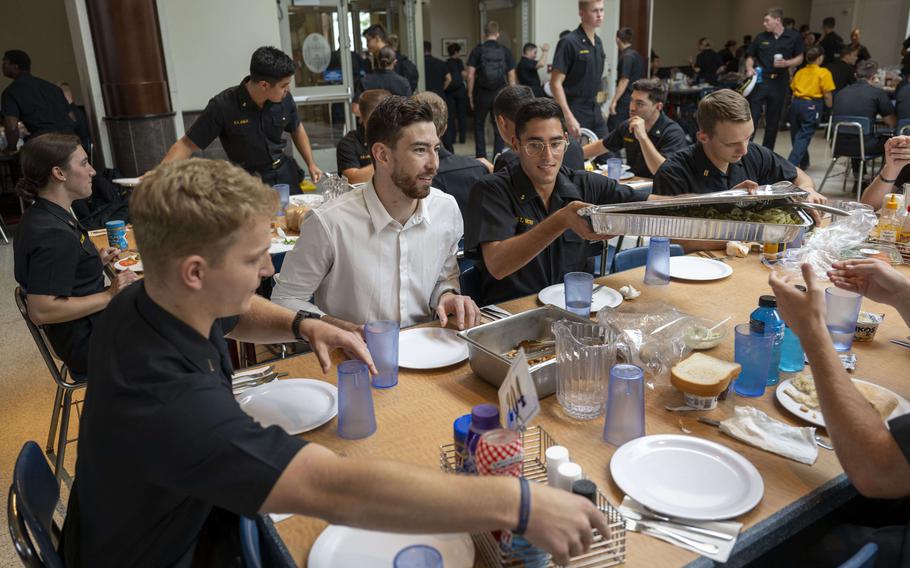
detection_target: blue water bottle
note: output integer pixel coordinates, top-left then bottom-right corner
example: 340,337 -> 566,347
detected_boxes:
778,286 -> 806,373
755,66 -> 763,84
750,295 -> 784,386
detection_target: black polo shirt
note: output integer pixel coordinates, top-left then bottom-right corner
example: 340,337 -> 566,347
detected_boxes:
653,142 -> 797,196
552,26 -> 606,101
885,413 -> 910,565
695,49 -> 724,84
186,77 -> 301,175
825,59 -> 856,92
601,113 -> 689,178
13,198 -> 105,376
336,127 -> 371,172
719,48 -> 738,73
897,81 -> 910,121
492,139 -> 586,173
832,81 -> 895,122
445,57 -> 466,92
395,54 -> 420,92
433,147 -> 489,219
747,29 -> 805,82
355,70 -> 412,101
424,53 -> 450,97
62,282 -> 306,568
819,32 -> 845,64
517,57 -> 545,97
0,74 -> 76,137
465,162 -> 644,304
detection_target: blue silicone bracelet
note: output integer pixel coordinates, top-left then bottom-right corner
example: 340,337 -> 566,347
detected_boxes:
516,477 -> 531,535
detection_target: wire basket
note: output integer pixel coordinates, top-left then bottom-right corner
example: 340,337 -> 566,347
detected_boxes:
439,425 -> 626,568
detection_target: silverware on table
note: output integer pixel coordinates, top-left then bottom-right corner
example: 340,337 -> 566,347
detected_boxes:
664,405 -> 700,412
890,339 -> 910,349
623,509 -> 733,541
624,518 -> 720,555
231,365 -> 275,383
480,305 -> 512,321
232,372 -> 287,394
592,283 -> 605,294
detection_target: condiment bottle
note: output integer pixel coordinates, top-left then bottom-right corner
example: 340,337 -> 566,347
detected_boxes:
879,195 -> 902,243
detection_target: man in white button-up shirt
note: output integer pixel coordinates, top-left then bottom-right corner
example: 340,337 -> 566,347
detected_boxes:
272,96 -> 481,331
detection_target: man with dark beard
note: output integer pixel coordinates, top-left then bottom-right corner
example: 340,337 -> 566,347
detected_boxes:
272,96 -> 480,331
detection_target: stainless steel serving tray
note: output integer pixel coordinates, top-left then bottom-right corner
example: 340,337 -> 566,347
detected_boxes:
457,306 -> 590,398
580,182 -> 813,242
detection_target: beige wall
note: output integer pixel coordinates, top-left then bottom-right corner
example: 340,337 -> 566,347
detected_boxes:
424,0 -> 480,59
809,0 -> 910,67
162,0 -> 281,111
652,0 -> 811,67
0,0 -> 83,104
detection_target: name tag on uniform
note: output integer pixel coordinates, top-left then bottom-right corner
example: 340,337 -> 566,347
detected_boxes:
360,154 -> 371,161
623,136 -> 634,143
596,91 -> 607,103
80,234 -> 86,244
232,119 -> 250,126
579,49 -> 590,55
517,216 -> 536,226
761,41 -> 770,45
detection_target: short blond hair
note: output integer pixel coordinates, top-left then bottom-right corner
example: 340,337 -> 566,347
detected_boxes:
412,91 -> 448,136
579,0 -> 603,9
132,159 -> 278,275
696,89 -> 752,135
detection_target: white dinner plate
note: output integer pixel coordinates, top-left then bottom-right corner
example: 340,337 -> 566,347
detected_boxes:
113,254 -> 143,272
776,377 -> 910,428
668,257 -> 734,281
620,170 -> 635,180
610,434 -> 764,520
398,327 -> 469,369
537,283 -> 623,314
237,379 -> 337,435
268,236 -> 298,255
308,525 -> 474,568
112,177 -> 141,187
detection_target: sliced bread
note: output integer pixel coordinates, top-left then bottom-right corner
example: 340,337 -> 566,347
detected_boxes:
670,353 -> 742,397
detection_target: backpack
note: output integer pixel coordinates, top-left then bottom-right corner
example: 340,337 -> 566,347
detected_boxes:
71,168 -> 131,230
477,43 -> 506,90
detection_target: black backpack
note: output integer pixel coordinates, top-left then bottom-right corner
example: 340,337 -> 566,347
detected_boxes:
71,169 -> 131,230
477,43 -> 506,90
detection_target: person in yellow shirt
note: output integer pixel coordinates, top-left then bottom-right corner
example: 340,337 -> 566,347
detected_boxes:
788,46 -> 836,169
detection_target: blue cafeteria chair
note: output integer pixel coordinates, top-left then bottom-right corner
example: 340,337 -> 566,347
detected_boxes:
837,542 -> 878,568
7,441 -> 65,568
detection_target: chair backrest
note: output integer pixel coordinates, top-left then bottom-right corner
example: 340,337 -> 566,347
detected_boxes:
8,441 -> 64,568
239,516 -> 262,568
898,118 -> 910,136
612,244 -> 685,273
837,542 -> 878,568
832,115 -> 873,136
13,288 -> 73,388
459,265 -> 482,304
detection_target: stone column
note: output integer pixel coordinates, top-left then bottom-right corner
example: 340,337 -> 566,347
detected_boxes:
85,0 -> 175,176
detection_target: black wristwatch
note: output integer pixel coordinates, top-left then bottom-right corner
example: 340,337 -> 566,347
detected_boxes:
292,309 -> 321,341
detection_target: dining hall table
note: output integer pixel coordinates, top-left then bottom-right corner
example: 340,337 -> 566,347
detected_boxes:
264,254 -> 910,567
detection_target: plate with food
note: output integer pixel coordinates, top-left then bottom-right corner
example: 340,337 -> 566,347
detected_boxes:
776,375 -> 910,428
268,235 -> 299,255
113,253 -> 143,272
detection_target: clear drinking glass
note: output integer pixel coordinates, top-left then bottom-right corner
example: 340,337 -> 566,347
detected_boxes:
364,320 -> 399,388
337,360 -> 377,439
553,321 -> 619,420
826,287 -> 863,352
643,237 -> 670,285
602,364 -> 646,446
563,272 -> 594,317
606,158 -> 623,180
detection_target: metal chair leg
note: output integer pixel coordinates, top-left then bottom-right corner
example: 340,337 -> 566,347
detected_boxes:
46,385 -> 64,454
54,390 -> 73,480
818,157 -> 838,194
858,160 -> 865,202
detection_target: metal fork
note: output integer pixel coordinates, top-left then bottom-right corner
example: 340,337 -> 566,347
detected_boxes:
624,518 -> 719,554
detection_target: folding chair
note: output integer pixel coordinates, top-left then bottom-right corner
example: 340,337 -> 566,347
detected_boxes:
898,118 -> 910,136
7,441 -> 65,568
818,115 -> 883,201
239,515 -> 296,568
14,288 -> 87,481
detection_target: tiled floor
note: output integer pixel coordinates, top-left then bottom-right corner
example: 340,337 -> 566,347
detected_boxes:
0,126 -> 865,566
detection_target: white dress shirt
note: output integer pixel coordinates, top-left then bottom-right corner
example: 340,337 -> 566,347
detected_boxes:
271,182 -> 463,328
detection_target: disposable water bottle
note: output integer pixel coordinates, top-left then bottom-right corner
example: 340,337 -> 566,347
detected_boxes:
749,295 -> 784,386
779,326 -> 805,373
755,66 -> 763,84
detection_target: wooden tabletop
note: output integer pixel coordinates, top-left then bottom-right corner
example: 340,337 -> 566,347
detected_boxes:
268,256 -> 910,567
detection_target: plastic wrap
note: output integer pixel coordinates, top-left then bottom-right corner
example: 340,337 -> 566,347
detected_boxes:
597,301 -> 694,388
777,208 -> 878,280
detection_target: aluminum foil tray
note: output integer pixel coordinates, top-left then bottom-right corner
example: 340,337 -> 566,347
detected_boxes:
585,206 -> 813,242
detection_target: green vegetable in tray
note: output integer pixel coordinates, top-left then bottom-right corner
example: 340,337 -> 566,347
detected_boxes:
656,205 -> 803,225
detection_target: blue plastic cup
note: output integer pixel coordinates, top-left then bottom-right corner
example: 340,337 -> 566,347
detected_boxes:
273,184 -> 291,216
732,323 -> 774,397
365,320 -> 399,388
643,237 -> 670,285
825,287 -> 862,352
563,272 -> 594,316
602,364 -> 645,446
606,158 -> 623,180
337,360 -> 377,439
394,545 -> 443,568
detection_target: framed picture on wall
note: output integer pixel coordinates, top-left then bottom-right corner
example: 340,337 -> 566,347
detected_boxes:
442,38 -> 468,57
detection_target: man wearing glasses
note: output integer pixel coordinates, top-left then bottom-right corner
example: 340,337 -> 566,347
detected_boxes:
465,98 -> 653,304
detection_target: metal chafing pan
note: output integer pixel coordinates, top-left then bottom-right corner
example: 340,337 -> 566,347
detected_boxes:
580,182 -> 816,242
457,306 -> 590,398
